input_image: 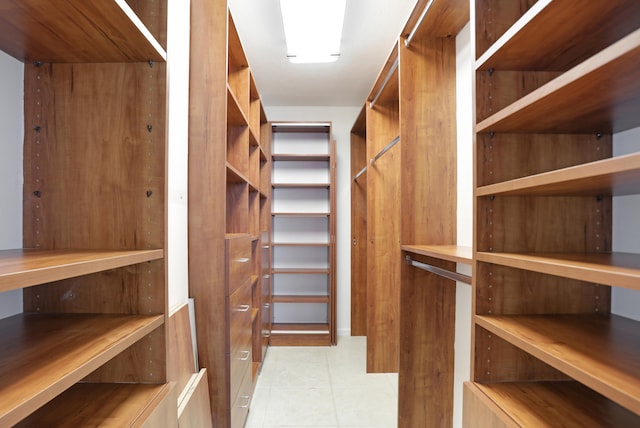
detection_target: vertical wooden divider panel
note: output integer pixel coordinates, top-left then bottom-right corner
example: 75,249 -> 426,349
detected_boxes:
350,107 -> 367,337
366,93 -> 401,373
398,34 -> 458,427
188,0 -> 229,425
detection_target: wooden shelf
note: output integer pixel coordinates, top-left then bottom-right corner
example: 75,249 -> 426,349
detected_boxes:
270,323 -> 331,346
476,251 -> 640,291
467,381 -> 640,427
0,249 -> 163,293
272,295 -> 330,304
272,154 -> 331,161
272,243 -> 329,247
272,268 -> 330,275
476,28 -> 640,134
271,323 -> 330,333
227,86 -> 249,127
0,313 -> 163,427
16,383 -> 173,427
401,245 -> 472,265
475,314 -> 640,414
477,153 -> 640,197
476,0 -> 640,71
272,212 -> 330,217
0,0 -> 166,62
272,183 -> 330,188
227,163 -> 249,184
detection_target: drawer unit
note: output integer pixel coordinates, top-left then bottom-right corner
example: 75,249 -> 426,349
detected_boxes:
229,281 -> 252,400
230,367 -> 253,428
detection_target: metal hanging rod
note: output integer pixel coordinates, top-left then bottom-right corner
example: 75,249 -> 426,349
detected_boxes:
405,255 -> 472,285
372,135 -> 400,164
353,165 -> 367,181
404,0 -> 436,47
369,58 -> 399,109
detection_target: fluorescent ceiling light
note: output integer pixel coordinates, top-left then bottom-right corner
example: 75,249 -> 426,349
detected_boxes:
280,0 -> 346,64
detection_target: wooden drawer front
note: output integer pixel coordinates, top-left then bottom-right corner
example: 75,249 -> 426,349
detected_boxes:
229,281 -> 252,357
226,236 -> 252,295
230,367 -> 253,428
229,340 -> 251,405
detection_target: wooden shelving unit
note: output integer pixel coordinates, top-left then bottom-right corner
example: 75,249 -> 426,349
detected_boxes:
270,122 -> 336,346
0,0 -> 172,426
466,1 -> 640,426
189,2 -> 269,426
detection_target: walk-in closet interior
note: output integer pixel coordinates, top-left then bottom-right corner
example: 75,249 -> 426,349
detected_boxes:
0,0 -> 638,426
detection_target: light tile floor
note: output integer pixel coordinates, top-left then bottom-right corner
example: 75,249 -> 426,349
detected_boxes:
245,336 -> 398,428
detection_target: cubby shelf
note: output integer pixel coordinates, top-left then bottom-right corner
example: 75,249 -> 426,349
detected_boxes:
476,28 -> 640,134
272,295 -> 330,304
16,383 -> 174,427
465,381 -> 639,426
0,313 -> 164,427
0,249 -> 163,293
272,183 -> 330,188
475,314 -> 640,414
272,154 -> 331,161
476,152 -> 640,197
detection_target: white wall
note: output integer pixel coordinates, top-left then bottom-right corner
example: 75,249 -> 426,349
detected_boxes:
166,0 -> 191,311
0,50 -> 24,319
266,106 -> 362,336
453,22 -> 473,428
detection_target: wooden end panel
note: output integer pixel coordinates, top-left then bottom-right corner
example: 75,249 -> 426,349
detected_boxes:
350,128 -> 367,336
398,256 -> 456,428
399,36 -> 456,246
124,0 -> 168,50
168,303 -> 196,397
365,99 -> 401,373
178,369 -> 213,428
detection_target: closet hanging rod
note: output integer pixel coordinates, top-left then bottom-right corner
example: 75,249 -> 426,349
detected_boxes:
405,255 -> 472,285
404,0 -> 435,47
369,58 -> 399,109
353,165 -> 367,181
372,135 -> 401,164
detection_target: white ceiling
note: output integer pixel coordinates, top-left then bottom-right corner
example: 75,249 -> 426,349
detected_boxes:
228,0 -> 419,107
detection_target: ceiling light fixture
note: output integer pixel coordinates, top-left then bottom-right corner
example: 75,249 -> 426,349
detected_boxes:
279,0 -> 346,64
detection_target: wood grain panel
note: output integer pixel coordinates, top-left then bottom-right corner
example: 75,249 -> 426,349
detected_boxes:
125,0 -> 168,50
468,381 -> 640,427
188,0 -> 229,425
398,256 -> 456,427
23,62 -> 166,251
168,303 -> 196,397
366,98 -> 400,373
17,383 -> 176,428
178,370 -> 213,428
350,114 -> 367,336
475,262 -> 610,316
400,36 -> 456,246
476,133 -> 611,187
463,382 -> 510,428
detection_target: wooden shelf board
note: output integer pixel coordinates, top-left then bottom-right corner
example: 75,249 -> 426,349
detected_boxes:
272,154 -> 331,161
271,123 -> 331,134
249,128 -> 259,147
477,153 -> 640,197
272,243 -> 330,247
468,381 -> 640,427
271,323 -> 330,333
0,0 -> 166,63
272,268 -> 330,275
272,183 -> 330,188
476,28 -> 640,134
272,295 -> 330,304
226,163 -> 249,184
15,383 -> 172,427
0,249 -> 163,293
227,86 -> 249,127
0,313 -> 163,427
401,245 -> 472,264
476,0 -> 640,71
475,314 -> 640,414
477,251 -> 640,291
272,212 -> 330,217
